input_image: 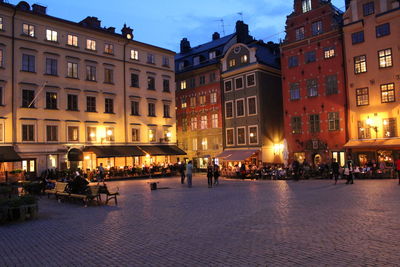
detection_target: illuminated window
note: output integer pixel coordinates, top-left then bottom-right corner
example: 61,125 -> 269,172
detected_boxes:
190,117 -> 197,130
0,17 -> 3,31
295,27 -> 305,41
181,98 -> 187,108
201,137 -> 208,150
248,126 -> 258,144
67,34 -> 78,46
229,59 -> 236,67
328,112 -> 340,131
291,116 -> 302,134
354,55 -> 367,74
130,49 -> 139,60
240,55 -> 248,63
46,92 -> 57,109
180,80 -> 187,90
378,48 -> 392,68
383,118 -> 397,137
105,127 -> 115,141
210,92 -> 217,104
190,96 -> 196,107
67,126 -> 79,141
22,23 -> 35,37
358,121 -> 371,139
200,115 -> 207,129
311,21 -> 323,36
148,128 -> 156,142
87,127 -> 96,142
182,118 -> 187,132
132,128 -> 140,142
192,138 -> 198,151
302,0 -> 311,13
356,88 -> 369,106
46,29 -> 58,42
380,83 -> 395,103
67,62 -> 78,78
104,43 -> 114,54
86,39 -> 96,51
323,47 -> 335,59
199,95 -> 206,106
211,114 -> 218,128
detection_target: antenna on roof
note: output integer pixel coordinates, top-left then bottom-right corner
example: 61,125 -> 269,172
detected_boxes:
237,12 -> 243,21
214,19 -> 225,36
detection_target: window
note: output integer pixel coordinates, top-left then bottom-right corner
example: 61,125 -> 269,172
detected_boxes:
67,34 -> 78,46
290,83 -> 300,100
210,92 -> 217,104
295,27 -> 305,41
192,138 -> 198,151
237,127 -> 246,145
224,80 -> 232,92
190,97 -> 196,107
193,56 -> 200,66
182,118 -> 187,132
211,114 -> 218,128
307,79 -> 318,97
249,126 -> 258,144
363,2 -> 374,16
199,95 -> 206,106
46,125 -> 58,141
354,55 -> 367,74
0,17 -> 3,31
22,23 -> 35,37
22,54 -> 35,72
105,127 -> 115,141
147,76 -> 155,90
163,79 -> 170,92
162,56 -> 169,67
201,138 -> 208,150
358,121 -> 371,139
302,0 -> 311,13
378,48 -> 392,68
67,94 -> 78,111
22,124 -> 34,141
199,76 -> 205,85
383,118 -> 397,137
356,88 -> 369,106
0,87 -> 2,105
311,21 -> 323,36
147,53 -> 155,64
148,103 -> 156,116
328,112 -> 340,131
200,115 -> 208,129
131,73 -> 139,87
381,83 -> 395,103
323,47 -> 335,59
209,72 -> 216,82
46,92 -> 57,109
86,65 -> 96,81
105,98 -> 114,113
288,56 -> 298,68
67,62 -> 78,78
86,96 -> 96,112
189,78 -> 195,88
325,75 -> 338,95
86,39 -> 96,50
305,51 -> 316,63
190,117 -> 197,130
376,23 -> 390,38
240,55 -> 248,63
132,128 -> 140,142
46,29 -> 57,42
45,58 -> 57,76
246,74 -> 256,87
291,116 -> 302,134
0,49 -> 3,67
22,89 -> 35,108
181,98 -> 187,108
235,77 -> 243,90
131,101 -> 140,115
130,49 -> 139,60
225,101 -> 233,118
226,128 -> 234,146
180,80 -> 187,90
209,51 -> 216,60
309,114 -> 320,133
104,43 -> 114,54
87,127 -> 96,141
104,68 -> 113,83
163,104 -> 170,118
67,126 -> 79,141
236,99 -> 245,117
229,59 -> 236,67
351,31 -> 364,44
247,97 -> 257,115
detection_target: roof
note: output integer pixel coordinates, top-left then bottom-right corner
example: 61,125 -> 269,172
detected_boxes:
250,42 -> 281,69
83,146 -> 145,158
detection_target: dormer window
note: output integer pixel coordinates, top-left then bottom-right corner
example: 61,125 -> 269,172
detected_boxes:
193,56 -> 200,66
178,62 -> 184,70
302,0 -> 311,13
209,51 -> 216,60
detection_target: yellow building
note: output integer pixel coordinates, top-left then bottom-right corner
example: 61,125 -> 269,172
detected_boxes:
0,2 -> 183,176
343,0 -> 400,165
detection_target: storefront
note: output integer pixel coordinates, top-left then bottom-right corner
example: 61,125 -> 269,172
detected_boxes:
0,146 -> 22,183
217,149 -> 260,169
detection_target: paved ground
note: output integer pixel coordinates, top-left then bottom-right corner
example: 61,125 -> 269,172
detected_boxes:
1,176 -> 400,266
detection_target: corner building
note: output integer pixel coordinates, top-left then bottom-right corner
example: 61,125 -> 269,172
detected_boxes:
343,0 -> 400,165
281,0 -> 348,166
0,1 -> 183,176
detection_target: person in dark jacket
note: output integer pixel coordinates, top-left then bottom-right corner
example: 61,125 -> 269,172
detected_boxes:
345,155 -> 354,184
213,162 -> 220,185
292,159 -> 300,181
331,158 -> 340,185
179,162 -> 186,184
206,163 -> 213,188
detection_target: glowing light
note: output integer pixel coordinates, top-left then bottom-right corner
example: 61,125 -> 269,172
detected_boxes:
90,132 -> 96,138
107,129 -> 113,136
166,132 -> 172,138
84,155 -> 90,160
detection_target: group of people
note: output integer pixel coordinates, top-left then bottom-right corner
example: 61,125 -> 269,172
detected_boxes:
179,161 -> 220,188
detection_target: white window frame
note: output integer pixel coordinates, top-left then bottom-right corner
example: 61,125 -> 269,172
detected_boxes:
148,128 -> 156,142
86,39 -> 96,51
200,115 -> 207,129
226,128 -> 235,146
210,92 -> 217,104
236,127 -> 246,146
235,77 -> 244,90
211,113 -> 218,128
235,98 -> 245,118
21,123 -> 36,143
225,101 -> 234,119
46,29 -> 58,42
22,23 -> 35,37
246,73 -> 256,87
131,49 -> 139,60
224,80 -> 232,92
67,34 -> 78,47
248,125 -> 259,145
247,96 -> 257,116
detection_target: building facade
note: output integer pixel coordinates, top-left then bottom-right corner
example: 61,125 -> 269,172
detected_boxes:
281,0 -> 348,166
220,33 -> 283,165
343,0 -> 400,165
0,1 -> 182,176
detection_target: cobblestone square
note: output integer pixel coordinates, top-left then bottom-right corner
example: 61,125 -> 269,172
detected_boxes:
1,176 -> 400,266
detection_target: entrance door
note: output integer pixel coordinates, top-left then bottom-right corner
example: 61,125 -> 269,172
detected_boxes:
22,159 -> 36,173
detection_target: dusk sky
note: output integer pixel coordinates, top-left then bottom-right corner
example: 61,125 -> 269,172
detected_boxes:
10,0 -> 345,52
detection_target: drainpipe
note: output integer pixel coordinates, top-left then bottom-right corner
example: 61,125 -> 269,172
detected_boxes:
123,41 -> 128,144
341,24 -> 350,157
11,7 -> 17,145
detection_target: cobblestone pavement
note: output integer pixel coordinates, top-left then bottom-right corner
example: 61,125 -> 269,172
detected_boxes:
1,176 -> 400,266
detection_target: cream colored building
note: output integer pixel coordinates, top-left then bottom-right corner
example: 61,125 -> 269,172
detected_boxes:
343,0 -> 400,164
0,2 -> 182,175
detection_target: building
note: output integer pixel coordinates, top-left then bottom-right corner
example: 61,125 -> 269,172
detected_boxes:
0,1 -> 184,177
343,0 -> 400,165
219,22 -> 283,166
281,0 -> 347,166
174,22 -> 242,170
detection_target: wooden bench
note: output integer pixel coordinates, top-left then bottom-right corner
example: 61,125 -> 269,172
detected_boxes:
69,185 -> 101,207
101,185 -> 119,205
44,182 -> 68,199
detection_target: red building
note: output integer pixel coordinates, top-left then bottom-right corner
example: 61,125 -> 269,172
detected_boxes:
281,0 -> 348,166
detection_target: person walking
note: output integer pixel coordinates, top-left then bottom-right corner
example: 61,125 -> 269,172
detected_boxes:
206,163 -> 213,188
240,163 -> 246,179
331,158 -> 340,185
345,155 -> 354,184
395,156 -> 400,185
97,163 -> 105,183
179,162 -> 186,184
213,161 -> 220,185
292,159 -> 300,181
186,160 -> 193,188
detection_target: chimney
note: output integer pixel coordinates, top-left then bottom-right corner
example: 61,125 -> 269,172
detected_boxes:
79,16 -> 101,29
212,32 -> 220,41
236,20 -> 252,43
180,38 -> 191,53
345,0 -> 351,10
107,27 -> 115,33
32,4 -> 47,15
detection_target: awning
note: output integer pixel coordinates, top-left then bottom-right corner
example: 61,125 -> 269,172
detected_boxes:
344,139 -> 400,149
83,146 -> 145,158
68,148 -> 83,161
0,146 -> 22,162
139,145 -> 187,156
216,149 -> 259,161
